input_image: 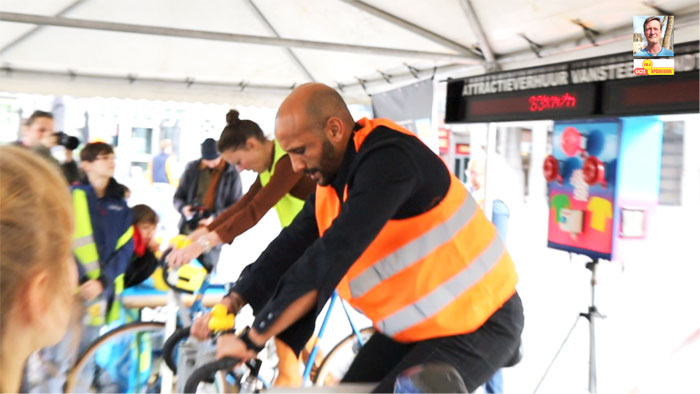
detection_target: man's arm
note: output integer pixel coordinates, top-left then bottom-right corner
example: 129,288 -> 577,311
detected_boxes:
173,162 -> 194,214
228,193 -> 320,312
244,145 -> 420,352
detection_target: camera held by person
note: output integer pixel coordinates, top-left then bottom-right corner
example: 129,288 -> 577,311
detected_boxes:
183,205 -> 212,233
53,131 -> 80,150
16,111 -> 81,184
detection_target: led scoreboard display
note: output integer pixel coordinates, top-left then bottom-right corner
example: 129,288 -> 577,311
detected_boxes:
446,41 -> 699,123
603,71 -> 700,115
460,84 -> 596,122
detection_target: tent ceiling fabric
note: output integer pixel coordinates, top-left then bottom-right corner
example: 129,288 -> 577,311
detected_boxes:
0,0 -> 698,106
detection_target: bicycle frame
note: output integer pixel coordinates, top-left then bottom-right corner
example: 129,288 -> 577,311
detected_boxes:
167,259 -> 229,326
301,290 -> 367,386
175,275 -> 214,325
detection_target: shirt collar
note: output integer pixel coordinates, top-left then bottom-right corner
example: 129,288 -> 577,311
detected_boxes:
329,123 -> 361,199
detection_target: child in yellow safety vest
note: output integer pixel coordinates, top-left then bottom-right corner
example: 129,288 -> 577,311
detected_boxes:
28,142 -> 134,393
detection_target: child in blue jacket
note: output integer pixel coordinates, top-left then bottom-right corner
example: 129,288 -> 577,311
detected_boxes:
30,142 -> 134,393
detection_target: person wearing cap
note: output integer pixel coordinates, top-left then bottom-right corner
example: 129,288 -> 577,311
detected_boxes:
173,138 -> 242,266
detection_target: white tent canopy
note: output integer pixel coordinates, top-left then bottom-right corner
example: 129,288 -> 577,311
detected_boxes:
1,0 -> 698,106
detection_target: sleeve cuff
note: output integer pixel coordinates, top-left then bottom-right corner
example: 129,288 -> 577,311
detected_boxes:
231,277 -> 262,311
97,274 -> 109,289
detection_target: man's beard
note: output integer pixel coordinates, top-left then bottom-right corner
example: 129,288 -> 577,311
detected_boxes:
304,138 -> 339,186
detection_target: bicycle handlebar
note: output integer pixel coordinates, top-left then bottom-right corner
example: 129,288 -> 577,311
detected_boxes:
183,357 -> 240,393
159,248 -> 214,294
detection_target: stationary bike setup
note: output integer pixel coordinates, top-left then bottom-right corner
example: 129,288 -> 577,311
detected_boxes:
63,236 -> 226,394
175,290 -> 375,393
158,237 -> 276,393
540,120 -> 663,392
177,304 -> 268,394
534,258 -> 605,394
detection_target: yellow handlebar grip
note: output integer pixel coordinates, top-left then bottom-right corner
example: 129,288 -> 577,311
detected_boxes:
170,234 -> 192,250
211,304 -> 228,317
208,303 -> 235,332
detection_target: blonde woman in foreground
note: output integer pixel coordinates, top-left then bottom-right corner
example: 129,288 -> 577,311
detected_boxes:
0,146 -> 77,393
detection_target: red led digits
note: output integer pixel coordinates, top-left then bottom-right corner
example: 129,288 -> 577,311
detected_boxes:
529,93 -> 577,112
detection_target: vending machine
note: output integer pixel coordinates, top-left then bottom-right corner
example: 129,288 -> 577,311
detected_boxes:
543,117 -> 664,261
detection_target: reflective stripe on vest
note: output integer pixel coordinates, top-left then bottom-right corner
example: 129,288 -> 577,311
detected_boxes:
106,273 -> 125,324
377,234 -> 507,336
73,189 -> 101,279
117,226 -> 134,250
348,191 -> 479,299
259,139 -> 305,227
316,118 -> 518,342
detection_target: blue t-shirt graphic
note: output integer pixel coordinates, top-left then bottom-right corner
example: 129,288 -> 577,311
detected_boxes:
634,47 -> 674,57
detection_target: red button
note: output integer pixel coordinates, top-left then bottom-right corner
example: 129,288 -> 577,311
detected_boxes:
583,156 -> 606,188
543,155 -> 561,183
561,127 -> 582,157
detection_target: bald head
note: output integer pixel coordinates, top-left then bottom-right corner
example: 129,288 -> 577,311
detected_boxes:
278,83 -> 354,133
275,83 -> 356,185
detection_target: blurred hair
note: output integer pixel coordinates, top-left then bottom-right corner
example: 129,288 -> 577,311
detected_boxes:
643,16 -> 662,31
217,109 -> 266,152
131,204 -> 158,225
0,146 -> 74,333
80,142 -> 114,162
26,110 -> 53,126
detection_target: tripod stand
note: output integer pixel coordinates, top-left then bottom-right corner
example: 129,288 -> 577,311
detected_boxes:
534,258 -> 605,394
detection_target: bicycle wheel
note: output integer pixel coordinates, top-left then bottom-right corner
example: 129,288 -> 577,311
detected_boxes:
65,321 -> 166,393
163,326 -> 191,373
314,327 -> 375,386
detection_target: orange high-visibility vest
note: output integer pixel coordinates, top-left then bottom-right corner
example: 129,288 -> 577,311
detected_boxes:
315,118 -> 518,342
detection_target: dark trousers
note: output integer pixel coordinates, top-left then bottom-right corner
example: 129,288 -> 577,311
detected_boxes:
342,292 -> 524,393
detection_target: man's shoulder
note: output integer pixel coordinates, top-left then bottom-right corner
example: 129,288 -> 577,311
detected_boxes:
635,47 -> 674,57
183,159 -> 201,172
359,126 -> 416,157
354,126 -> 426,177
365,124 -> 418,144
